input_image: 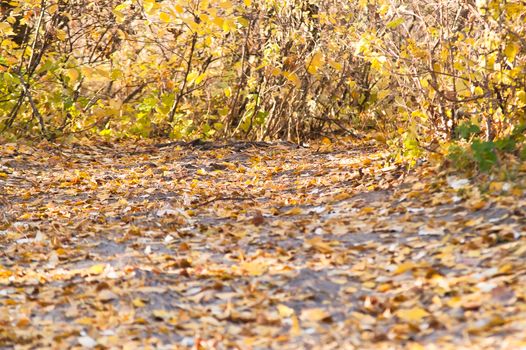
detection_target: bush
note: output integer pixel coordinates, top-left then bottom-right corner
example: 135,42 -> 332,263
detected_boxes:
0,0 -> 525,153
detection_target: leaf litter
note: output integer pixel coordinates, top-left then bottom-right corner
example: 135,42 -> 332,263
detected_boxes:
1,140 -> 526,349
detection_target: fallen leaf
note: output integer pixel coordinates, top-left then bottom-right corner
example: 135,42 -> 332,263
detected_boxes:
447,177 -> 470,189
277,304 -> 295,318
132,298 -> 147,308
395,307 -> 429,323
240,260 -> 268,276
98,289 -> 118,302
305,237 -> 334,253
300,308 -> 332,322
88,264 -> 106,275
283,207 -> 303,216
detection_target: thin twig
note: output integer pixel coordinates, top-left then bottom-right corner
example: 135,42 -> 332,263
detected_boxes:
168,33 -> 198,123
311,116 -> 363,139
18,72 -> 47,136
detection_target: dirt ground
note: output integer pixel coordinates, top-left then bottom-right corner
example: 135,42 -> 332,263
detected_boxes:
1,140 -> 526,349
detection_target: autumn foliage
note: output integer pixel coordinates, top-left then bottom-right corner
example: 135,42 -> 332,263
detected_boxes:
1,0 -> 525,166
3,2 -> 526,347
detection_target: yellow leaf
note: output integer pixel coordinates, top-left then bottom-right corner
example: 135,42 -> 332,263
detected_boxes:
152,309 -> 173,320
195,73 -> 206,85
504,42 -> 519,62
447,296 -> 462,308
387,17 -> 405,29
360,206 -> 374,214
240,260 -> 267,276
363,281 -> 376,289
0,265 -> 13,279
65,68 -> 79,83
300,308 -> 331,322
473,86 -> 484,96
283,207 -> 302,215
80,67 -> 93,78
220,0 -> 233,10
469,200 -> 486,210
213,16 -> 224,28
377,89 -> 390,100
499,263 -> 513,274
277,304 -> 295,318
186,71 -> 199,83
48,4 -> 59,14
291,314 -> 301,336
88,264 -> 106,275
283,71 -> 301,88
329,59 -> 342,71
407,343 -> 426,350
75,317 -> 95,325
237,17 -> 250,27
55,29 -> 66,41
132,298 -> 146,308
199,14 -> 209,23
371,55 -> 387,70
307,52 -> 324,74
19,213 -> 31,220
467,315 -> 505,334
222,19 -> 235,32
271,67 -> 281,76
16,317 -> 31,328
394,262 -> 416,275
182,17 -> 199,31
489,182 -> 503,192
143,0 -> 159,14
0,22 -> 12,33
305,237 -> 334,254
114,3 -> 128,12
377,283 -> 392,292
159,12 -> 171,22
396,307 -> 429,323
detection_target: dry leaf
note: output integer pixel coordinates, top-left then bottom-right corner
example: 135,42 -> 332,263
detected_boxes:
300,308 -> 332,322
396,307 -> 429,323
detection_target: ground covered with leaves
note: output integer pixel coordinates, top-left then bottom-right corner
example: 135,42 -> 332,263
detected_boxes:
1,140 -> 526,350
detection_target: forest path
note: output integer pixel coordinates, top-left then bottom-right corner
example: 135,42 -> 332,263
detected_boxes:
1,140 -> 525,349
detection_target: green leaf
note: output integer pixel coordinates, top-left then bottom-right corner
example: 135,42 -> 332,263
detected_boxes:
495,137 -> 516,152
471,140 -> 497,172
455,122 -> 480,140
